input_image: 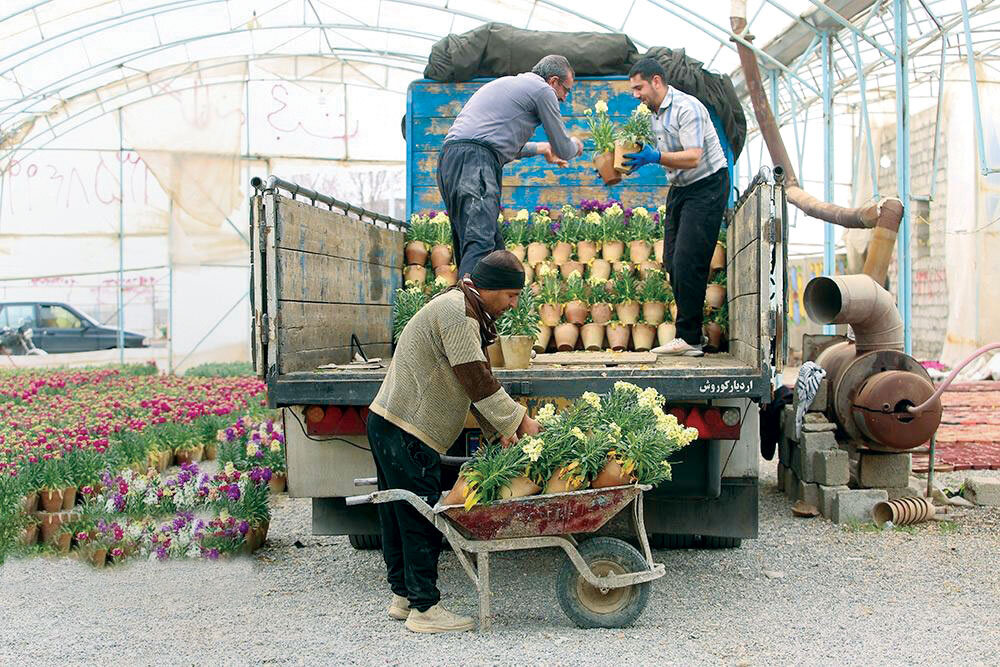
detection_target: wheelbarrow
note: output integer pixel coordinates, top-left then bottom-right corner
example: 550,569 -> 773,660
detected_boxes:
346,480 -> 665,630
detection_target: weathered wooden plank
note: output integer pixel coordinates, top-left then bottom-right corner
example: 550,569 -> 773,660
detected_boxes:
532,351 -> 658,365
409,115 -> 637,152
410,78 -> 640,119
250,195 -> 265,378
280,343 -> 394,373
412,185 -> 667,213
411,151 -> 667,188
277,248 -> 401,306
275,194 -> 403,268
277,301 -> 392,373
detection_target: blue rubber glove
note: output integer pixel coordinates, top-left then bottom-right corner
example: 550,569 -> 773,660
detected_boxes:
622,144 -> 660,170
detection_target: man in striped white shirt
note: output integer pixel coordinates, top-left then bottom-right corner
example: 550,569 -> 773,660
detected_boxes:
624,58 -> 730,357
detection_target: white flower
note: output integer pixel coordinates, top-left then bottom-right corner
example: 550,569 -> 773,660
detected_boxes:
570,427 -> 587,442
636,103 -> 651,116
521,437 -> 544,462
585,211 -> 601,226
683,426 -> 701,444
567,269 -> 582,279
515,209 -> 530,221
536,403 -> 558,426
581,392 -> 602,411
638,387 -> 665,410
606,203 -> 623,216
431,212 -> 449,225
595,100 -> 608,113
434,276 -> 450,286
498,212 -> 505,223
587,274 -> 606,287
613,381 -> 640,394
583,108 -> 593,116
633,206 -> 649,218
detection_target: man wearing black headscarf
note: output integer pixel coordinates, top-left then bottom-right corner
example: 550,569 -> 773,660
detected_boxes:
367,250 -> 541,633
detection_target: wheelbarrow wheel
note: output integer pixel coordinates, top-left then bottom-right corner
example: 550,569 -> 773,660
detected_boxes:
556,537 -> 651,629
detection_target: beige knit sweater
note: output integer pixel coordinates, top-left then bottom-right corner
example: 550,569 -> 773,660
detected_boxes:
370,289 -> 526,453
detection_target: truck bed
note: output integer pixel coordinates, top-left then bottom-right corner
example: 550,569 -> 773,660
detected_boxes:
266,351 -> 768,406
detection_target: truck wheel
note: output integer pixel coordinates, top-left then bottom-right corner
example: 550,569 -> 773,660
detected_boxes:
556,537 -> 651,629
649,533 -> 696,549
348,534 -> 382,550
699,536 -> 742,549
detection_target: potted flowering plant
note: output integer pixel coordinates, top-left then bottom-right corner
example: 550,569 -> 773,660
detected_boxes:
600,204 -> 627,262
404,213 -> 434,266
614,103 -> 655,172
38,455 -> 68,513
612,265 -> 640,324
711,226 -> 727,272
587,275 -> 613,326
639,270 -> 669,325
495,285 -> 541,369
536,266 -> 563,327
570,205 -> 600,264
584,100 -> 621,185
632,319 -> 657,352
428,212 -> 453,269
626,207 -> 657,264
706,268 -> 727,308
502,214 -> 530,262
445,442 -> 537,510
606,318 -> 631,351
391,285 -> 427,344
654,205 -> 667,262
705,303 -> 728,350
562,271 -> 588,326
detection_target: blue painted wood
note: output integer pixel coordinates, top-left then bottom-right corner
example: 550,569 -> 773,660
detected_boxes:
405,85 -> 415,220
409,115 -> 637,153
413,185 -> 665,213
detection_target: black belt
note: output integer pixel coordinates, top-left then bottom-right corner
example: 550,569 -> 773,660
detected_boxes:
442,138 -> 502,166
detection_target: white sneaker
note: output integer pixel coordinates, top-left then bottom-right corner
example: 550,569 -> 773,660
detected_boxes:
404,603 -> 476,633
388,594 -> 410,621
652,337 -> 704,357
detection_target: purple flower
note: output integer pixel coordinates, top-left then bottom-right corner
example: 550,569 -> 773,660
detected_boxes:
113,494 -> 126,512
206,548 -> 220,561
225,427 -> 235,441
238,520 -> 250,535
156,545 -> 169,561
274,433 -> 284,444
549,222 -> 561,234
227,486 -> 241,501
652,212 -> 660,222
254,450 -> 264,459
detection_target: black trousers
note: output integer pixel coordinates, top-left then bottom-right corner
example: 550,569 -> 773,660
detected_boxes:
436,140 -> 505,278
366,412 -> 443,612
662,167 -> 730,345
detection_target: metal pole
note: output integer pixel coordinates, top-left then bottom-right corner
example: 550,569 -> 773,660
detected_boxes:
930,36 -> 948,201
117,108 -> 125,363
822,33 -> 835,334
168,198 -> 174,375
895,0 -> 913,354
959,0 -> 992,176
851,31 -> 879,200
927,433 -> 936,498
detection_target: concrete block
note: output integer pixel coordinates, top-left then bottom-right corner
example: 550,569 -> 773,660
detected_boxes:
857,452 -> 911,488
797,480 -> 820,509
784,467 -> 799,499
832,489 -> 888,524
813,449 -> 850,486
886,486 -> 920,501
781,404 -> 798,443
779,432 -> 792,466
803,421 -> 836,433
776,463 -> 786,492
802,431 -> 838,451
963,478 -> 1000,506
794,377 -> 828,414
819,484 -> 849,518
794,431 -> 838,483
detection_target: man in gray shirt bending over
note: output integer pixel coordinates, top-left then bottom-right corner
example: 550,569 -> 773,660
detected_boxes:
438,54 -> 584,278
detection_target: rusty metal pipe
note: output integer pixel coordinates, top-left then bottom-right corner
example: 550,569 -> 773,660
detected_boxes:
729,2 -> 901,232
804,275 -> 904,353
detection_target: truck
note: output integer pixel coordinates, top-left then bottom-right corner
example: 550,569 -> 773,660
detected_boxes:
249,75 -> 787,550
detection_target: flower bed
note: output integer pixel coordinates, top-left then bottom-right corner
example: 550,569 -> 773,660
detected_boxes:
0,366 -> 285,566
398,200 -> 730,354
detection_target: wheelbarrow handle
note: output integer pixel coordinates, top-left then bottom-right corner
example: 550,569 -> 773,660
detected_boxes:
345,492 -> 376,506
440,454 -> 470,467
353,477 -> 378,486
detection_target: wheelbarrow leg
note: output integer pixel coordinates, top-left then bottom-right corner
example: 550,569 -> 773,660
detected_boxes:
477,552 -> 491,631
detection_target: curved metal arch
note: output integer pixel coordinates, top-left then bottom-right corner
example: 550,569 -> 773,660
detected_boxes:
1,52 -> 412,163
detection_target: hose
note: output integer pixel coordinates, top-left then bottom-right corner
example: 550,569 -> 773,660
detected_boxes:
908,342 -> 1000,415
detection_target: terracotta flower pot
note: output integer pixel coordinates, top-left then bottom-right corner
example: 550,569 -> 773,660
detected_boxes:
22,492 -> 39,514
54,532 -> 72,555
590,303 -> 613,325
500,335 -> 534,369
628,240 -> 651,264
632,323 -> 657,352
613,140 -> 639,172
705,322 -> 724,349
404,241 -> 428,266
576,240 -> 599,264
705,283 -> 726,308
601,241 -> 625,262
593,151 -> 622,185
39,512 -> 67,543
588,258 -> 612,282
552,241 -> 573,265
442,476 -> 471,506
653,239 -> 665,263
434,264 -> 458,286
403,264 -> 426,284
522,262 -> 534,283
581,323 -> 606,351
175,444 -> 205,465
638,260 -> 661,280
615,301 -> 640,325
268,473 -> 287,495
539,303 -> 562,327
526,242 -> 549,266
90,548 -> 108,569
642,302 -> 666,326
606,323 -> 631,351
159,449 -> 173,470
507,244 -> 526,262
554,323 -> 580,351
430,244 -> 453,269
40,488 -> 65,513
203,443 -> 217,461
20,523 -> 39,547
61,486 -> 77,510
486,341 -> 505,368
710,242 -> 726,272
533,325 -> 552,353
592,460 -> 634,489
534,261 -> 556,277
612,261 -> 632,276
499,476 -> 541,499
544,466 -> 590,494
657,322 -> 677,347
564,300 -> 589,325
560,260 -> 585,279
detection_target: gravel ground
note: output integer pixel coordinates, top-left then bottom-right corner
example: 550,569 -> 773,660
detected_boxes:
3,459 -> 1000,666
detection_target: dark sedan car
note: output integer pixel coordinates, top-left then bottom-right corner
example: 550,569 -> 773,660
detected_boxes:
0,301 -> 146,353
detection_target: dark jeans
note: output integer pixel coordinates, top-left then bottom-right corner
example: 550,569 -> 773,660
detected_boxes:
662,167 -> 730,345
366,412 -> 443,612
437,139 -> 505,278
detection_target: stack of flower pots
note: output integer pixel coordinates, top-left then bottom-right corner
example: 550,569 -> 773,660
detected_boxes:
703,230 -> 729,351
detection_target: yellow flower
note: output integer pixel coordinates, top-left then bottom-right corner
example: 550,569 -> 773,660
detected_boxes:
567,269 -> 582,279
570,427 -> 587,442
636,103 -> 651,116
587,274 -> 606,286
595,100 -> 608,113
498,212 -> 505,223
431,212 -> 449,225
683,426 -> 700,444
219,509 -> 230,521
434,275 -> 450,286
657,204 -> 666,216
536,403 -> 559,426
583,108 -> 593,116
536,263 -> 553,277
269,441 -> 281,453
521,437 -> 544,462
515,208 -> 530,221
633,206 -> 649,218
614,381 -> 640,394
246,444 -> 256,457
224,462 -> 236,476
606,203 -> 623,216
585,211 -> 601,226
581,392 -> 602,411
